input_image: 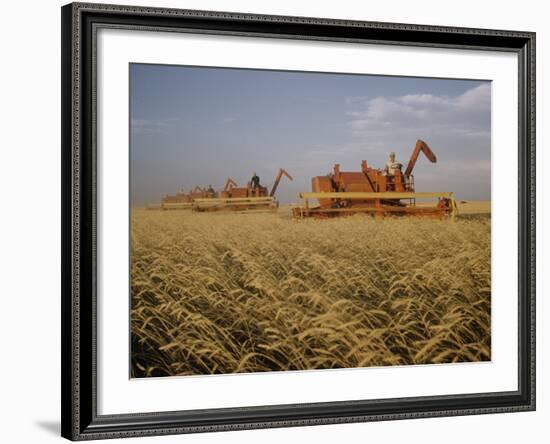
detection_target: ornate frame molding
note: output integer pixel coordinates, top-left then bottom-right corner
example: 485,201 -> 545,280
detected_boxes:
61,2 -> 535,440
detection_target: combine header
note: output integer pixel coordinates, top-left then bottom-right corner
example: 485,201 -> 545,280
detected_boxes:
193,169 -> 293,212
292,140 -> 457,219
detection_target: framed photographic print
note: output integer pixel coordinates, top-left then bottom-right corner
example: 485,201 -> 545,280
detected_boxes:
61,2 -> 536,440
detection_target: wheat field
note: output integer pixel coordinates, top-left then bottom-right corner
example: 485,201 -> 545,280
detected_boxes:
131,207 -> 491,377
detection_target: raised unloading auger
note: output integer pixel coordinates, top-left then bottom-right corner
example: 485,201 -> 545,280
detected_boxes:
270,169 -> 293,197
222,178 -> 238,194
404,139 -> 437,177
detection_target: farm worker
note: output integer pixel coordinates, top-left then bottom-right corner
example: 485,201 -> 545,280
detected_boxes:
206,184 -> 215,197
383,152 -> 403,176
251,172 -> 260,189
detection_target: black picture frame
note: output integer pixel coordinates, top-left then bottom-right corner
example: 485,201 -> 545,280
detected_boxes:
61,2 -> 536,440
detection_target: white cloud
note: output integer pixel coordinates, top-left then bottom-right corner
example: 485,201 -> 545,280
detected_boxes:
456,83 -> 491,111
346,83 -> 491,139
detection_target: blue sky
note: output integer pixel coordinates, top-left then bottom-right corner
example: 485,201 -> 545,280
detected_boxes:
130,64 -> 491,206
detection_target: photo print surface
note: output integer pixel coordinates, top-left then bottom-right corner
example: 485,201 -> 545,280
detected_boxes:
129,64 -> 491,378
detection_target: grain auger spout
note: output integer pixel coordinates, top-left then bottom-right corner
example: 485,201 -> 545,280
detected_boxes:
223,178 -> 238,193
270,168 -> 293,197
292,139 -> 457,220
404,139 -> 437,177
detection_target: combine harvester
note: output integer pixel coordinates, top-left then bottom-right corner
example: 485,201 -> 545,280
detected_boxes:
160,186 -> 214,210
292,140 -> 457,220
193,169 -> 293,212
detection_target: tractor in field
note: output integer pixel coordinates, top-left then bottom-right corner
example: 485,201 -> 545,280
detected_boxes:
292,140 -> 457,219
193,168 -> 293,212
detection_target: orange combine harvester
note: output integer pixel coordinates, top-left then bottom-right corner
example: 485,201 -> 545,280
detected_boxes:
160,186 -> 214,210
193,168 -> 293,212
292,140 -> 457,219
160,169 -> 293,212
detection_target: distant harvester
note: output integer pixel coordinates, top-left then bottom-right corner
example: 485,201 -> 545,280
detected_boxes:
193,168 -> 293,212
159,169 -> 293,212
160,186 -> 214,210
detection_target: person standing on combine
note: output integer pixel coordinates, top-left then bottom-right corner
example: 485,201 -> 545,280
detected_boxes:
383,152 -> 403,176
250,172 -> 260,196
383,152 -> 404,191
206,184 -> 216,198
